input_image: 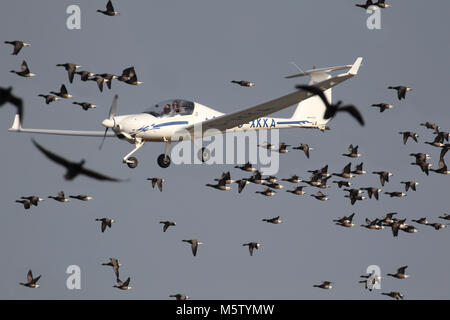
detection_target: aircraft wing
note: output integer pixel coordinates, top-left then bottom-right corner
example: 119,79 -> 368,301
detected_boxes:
182,57 -> 362,139
8,114 -> 115,137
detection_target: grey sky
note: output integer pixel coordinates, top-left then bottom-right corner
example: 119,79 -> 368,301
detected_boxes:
1,0 -> 450,299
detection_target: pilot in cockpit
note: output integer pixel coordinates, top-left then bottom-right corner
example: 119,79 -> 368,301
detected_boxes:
162,104 -> 171,116
171,100 -> 180,114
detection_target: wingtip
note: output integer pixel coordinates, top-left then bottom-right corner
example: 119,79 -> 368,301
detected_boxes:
348,57 -> 363,76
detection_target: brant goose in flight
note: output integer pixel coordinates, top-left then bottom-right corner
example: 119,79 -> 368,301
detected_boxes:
10,60 -> 35,77
243,242 -> 261,256
231,80 -> 255,87
262,216 -> 283,224
0,86 -> 23,120
147,178 -> 164,192
56,63 -> 81,83
292,143 -> 312,158
98,1 -> 119,16
96,218 -> 115,233
114,278 -> 132,290
102,258 -> 121,279
75,71 -> 94,81
388,86 -> 412,100
382,291 -> 404,300
19,270 -> 41,288
48,191 -> 70,202
296,85 -> 364,126
5,40 -> 30,55
50,84 -> 72,99
342,144 -> 360,158
372,171 -> 392,186
332,163 -> 353,179
333,213 -> 355,228
399,131 -> 419,144
361,187 -> 382,200
170,293 -> 189,300
182,239 -> 203,257
69,194 -> 93,201
255,187 -> 276,196
72,102 -> 96,111
38,94 -> 60,104
160,221 -> 176,232
371,103 -> 393,112
286,186 -> 306,195
313,281 -> 333,290
387,266 -> 409,279
20,196 -> 44,206
400,181 -> 418,192
32,139 -> 124,181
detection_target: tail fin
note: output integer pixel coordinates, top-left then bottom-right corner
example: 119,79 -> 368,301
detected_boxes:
288,58 -> 362,129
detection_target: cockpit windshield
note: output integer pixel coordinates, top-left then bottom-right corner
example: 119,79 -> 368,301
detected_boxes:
143,99 -> 195,118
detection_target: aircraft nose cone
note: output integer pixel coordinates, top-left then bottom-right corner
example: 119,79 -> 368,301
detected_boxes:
102,119 -> 114,128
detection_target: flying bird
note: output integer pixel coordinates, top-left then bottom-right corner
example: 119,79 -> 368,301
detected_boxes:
382,291 -> 404,300
56,63 -> 81,83
262,216 -> 283,224
97,0 -> 119,16
242,242 -> 261,256
38,94 -> 60,105
296,85 -> 364,126
69,194 -> 93,201
313,281 -> 333,290
10,60 -> 35,77
5,40 -> 30,55
169,293 -> 189,300
0,86 -> 23,120
387,266 -> 409,279
102,258 -> 121,279
182,239 -> 203,257
399,131 -> 419,144
147,177 -> 164,192
231,80 -> 255,87
114,277 -> 132,290
50,84 -> 72,99
355,0 -> 375,9
159,221 -> 176,232
388,86 -> 412,100
32,139 -> 125,182
292,143 -> 312,158
372,171 -> 392,186
72,102 -> 96,110
48,191 -> 70,202
20,196 -> 44,206
371,103 -> 393,112
96,218 -> 115,233
342,144 -> 360,158
19,270 -> 41,288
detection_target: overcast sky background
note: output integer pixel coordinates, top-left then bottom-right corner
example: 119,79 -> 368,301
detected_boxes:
1,0 -> 450,299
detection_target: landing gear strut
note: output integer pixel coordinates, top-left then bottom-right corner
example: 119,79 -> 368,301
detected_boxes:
198,147 -> 211,162
123,139 -> 145,169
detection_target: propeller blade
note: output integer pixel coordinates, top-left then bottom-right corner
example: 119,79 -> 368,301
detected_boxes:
109,94 -> 118,120
99,128 -> 109,150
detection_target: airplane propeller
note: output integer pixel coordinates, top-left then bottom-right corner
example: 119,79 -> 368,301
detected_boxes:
99,94 -> 118,150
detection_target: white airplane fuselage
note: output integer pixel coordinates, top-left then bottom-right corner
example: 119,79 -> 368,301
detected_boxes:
114,102 -> 314,143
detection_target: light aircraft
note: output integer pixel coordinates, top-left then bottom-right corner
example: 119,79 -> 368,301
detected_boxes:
8,57 -> 363,169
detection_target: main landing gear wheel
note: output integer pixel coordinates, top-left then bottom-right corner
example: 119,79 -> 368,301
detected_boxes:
157,154 -> 171,168
127,157 -> 138,169
198,147 -> 211,163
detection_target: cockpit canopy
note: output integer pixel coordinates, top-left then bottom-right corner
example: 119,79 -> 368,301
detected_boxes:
143,99 -> 195,118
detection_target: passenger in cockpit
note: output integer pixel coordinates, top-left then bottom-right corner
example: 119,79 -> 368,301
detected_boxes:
172,100 -> 179,114
162,104 -> 171,115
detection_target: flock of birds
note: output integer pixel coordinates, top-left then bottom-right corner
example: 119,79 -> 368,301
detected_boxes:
3,0 -> 449,300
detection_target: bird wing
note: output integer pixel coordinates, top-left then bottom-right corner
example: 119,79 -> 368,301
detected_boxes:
122,277 -> 130,287
192,242 -> 198,256
338,105 -> 365,126
60,84 -> 68,95
163,223 -> 169,232
32,139 -> 72,167
31,275 -> 41,284
101,221 -> 107,232
107,0 -> 115,11
21,60 -> 29,72
398,266 -> 407,274
27,270 -> 33,283
13,42 -> 23,55
157,180 -> 163,192
79,166 -> 122,182
180,61 -> 361,138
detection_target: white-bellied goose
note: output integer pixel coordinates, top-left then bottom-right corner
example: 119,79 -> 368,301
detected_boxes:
375,0 -> 390,8
420,122 -> 440,132
333,213 -> 355,228
400,181 -> 418,192
182,239 -> 203,256
256,187 -> 276,196
430,159 -> 450,174
361,218 -> 384,230
5,40 -> 30,55
160,221 -> 176,232
313,281 -> 332,290
411,217 -> 428,225
332,180 -> 352,188
311,191 -> 328,201
56,63 -> 81,83
438,213 -> 450,220
371,103 -> 393,112
355,0 -> 374,9
75,71 -> 94,81
351,163 -> 366,175
296,85 -> 364,126
19,270 -> 41,288
399,131 -> 419,144
10,60 -> 35,77
282,174 -> 302,183
286,186 -> 306,195
382,291 -> 404,300
98,0 -> 119,16
235,179 -> 250,193
69,194 -> 93,201
342,144 -> 360,158
147,178 -> 164,192
102,258 -> 121,279
372,171 -> 392,186
20,196 -> 44,206
96,218 -> 115,233
114,277 -> 132,290
231,80 -> 255,87
72,102 -> 96,111
38,94 -> 60,104
427,223 -> 447,230
387,266 -> 409,279
234,162 -> 256,172
88,75 -> 107,92
388,86 -> 412,100
333,163 -> 353,179
262,216 -> 282,224
50,84 -> 72,99
214,171 -> 235,184
243,242 -> 260,256
32,139 -> 125,181
48,191 -> 69,202
384,191 -> 407,198
206,179 -> 230,191
277,142 -> 290,153
263,182 -> 283,189
292,143 -> 312,158
361,187 -> 382,200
